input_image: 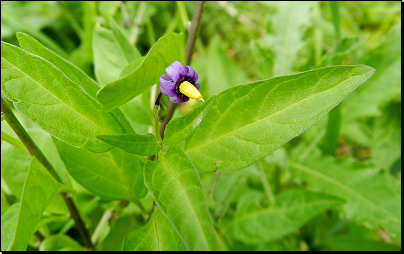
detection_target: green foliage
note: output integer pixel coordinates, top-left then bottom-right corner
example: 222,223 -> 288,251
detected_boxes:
185,66 -> 374,172
290,156 -> 401,240
39,235 -> 85,251
1,157 -> 58,251
122,208 -> 181,251
96,133 -> 160,156
54,139 -> 147,201
1,41 -> 127,152
97,32 -> 185,111
232,189 -> 345,244
144,146 -> 217,250
1,1 -> 400,251
164,95 -> 216,145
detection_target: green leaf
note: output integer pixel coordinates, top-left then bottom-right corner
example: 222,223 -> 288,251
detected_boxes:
323,235 -> 401,251
109,18 -> 142,60
1,141 -> 31,199
232,189 -> 345,244
39,235 -> 86,251
164,95 -> 216,146
16,32 -> 100,98
119,93 -> 153,126
119,57 -> 145,79
144,146 -> 217,250
206,36 -> 247,95
289,156 -> 401,239
98,2 -> 120,20
96,133 -> 160,156
1,191 -> 10,216
97,32 -> 185,111
93,23 -> 132,85
1,157 -> 58,251
16,32 -> 134,134
54,139 -> 147,201
122,208 -> 181,251
371,102 -> 401,170
184,65 -> 375,172
258,1 -> 315,76
1,41 -> 127,152
342,25 -> 401,121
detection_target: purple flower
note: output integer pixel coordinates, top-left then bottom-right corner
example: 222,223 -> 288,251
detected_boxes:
159,61 -> 203,103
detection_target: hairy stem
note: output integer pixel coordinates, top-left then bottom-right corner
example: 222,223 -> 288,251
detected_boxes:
1,96 -> 95,251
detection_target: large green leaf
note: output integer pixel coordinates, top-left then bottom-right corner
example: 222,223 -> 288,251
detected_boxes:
144,146 -> 217,250
1,157 -> 58,251
122,208 -> 181,251
96,133 -> 160,156
54,139 -> 147,201
16,32 -> 99,98
16,32 -> 134,134
97,32 -> 185,111
289,156 -> 401,239
232,189 -> 345,244
164,95 -> 216,146
184,65 -> 375,172
1,41 -> 127,152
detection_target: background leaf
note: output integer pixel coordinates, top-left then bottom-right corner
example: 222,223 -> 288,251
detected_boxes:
144,145 -> 217,250
1,41 -> 127,152
257,2 -> 314,76
184,65 -> 375,172
92,21 -> 140,85
232,189 -> 345,244
341,25 -> 401,122
39,235 -> 86,251
206,36 -> 247,95
96,133 -> 160,156
54,139 -> 147,201
1,157 -> 58,251
289,156 -> 401,239
122,208 -> 181,251
97,32 -> 185,111
164,95 -> 216,146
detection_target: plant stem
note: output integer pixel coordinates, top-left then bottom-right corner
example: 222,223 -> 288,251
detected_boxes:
1,96 -> 95,251
158,1 -> 206,139
258,161 -> 275,206
185,1 -> 206,66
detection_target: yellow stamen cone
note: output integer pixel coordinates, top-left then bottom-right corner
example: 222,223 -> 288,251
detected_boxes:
179,81 -> 204,101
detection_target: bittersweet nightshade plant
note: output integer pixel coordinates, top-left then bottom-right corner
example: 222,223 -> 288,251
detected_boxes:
1,1 -> 401,252
160,61 -> 203,103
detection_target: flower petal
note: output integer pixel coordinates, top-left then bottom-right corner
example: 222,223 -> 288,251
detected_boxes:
169,95 -> 189,103
193,83 -> 200,90
159,74 -> 177,97
165,61 -> 186,83
184,65 -> 198,83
